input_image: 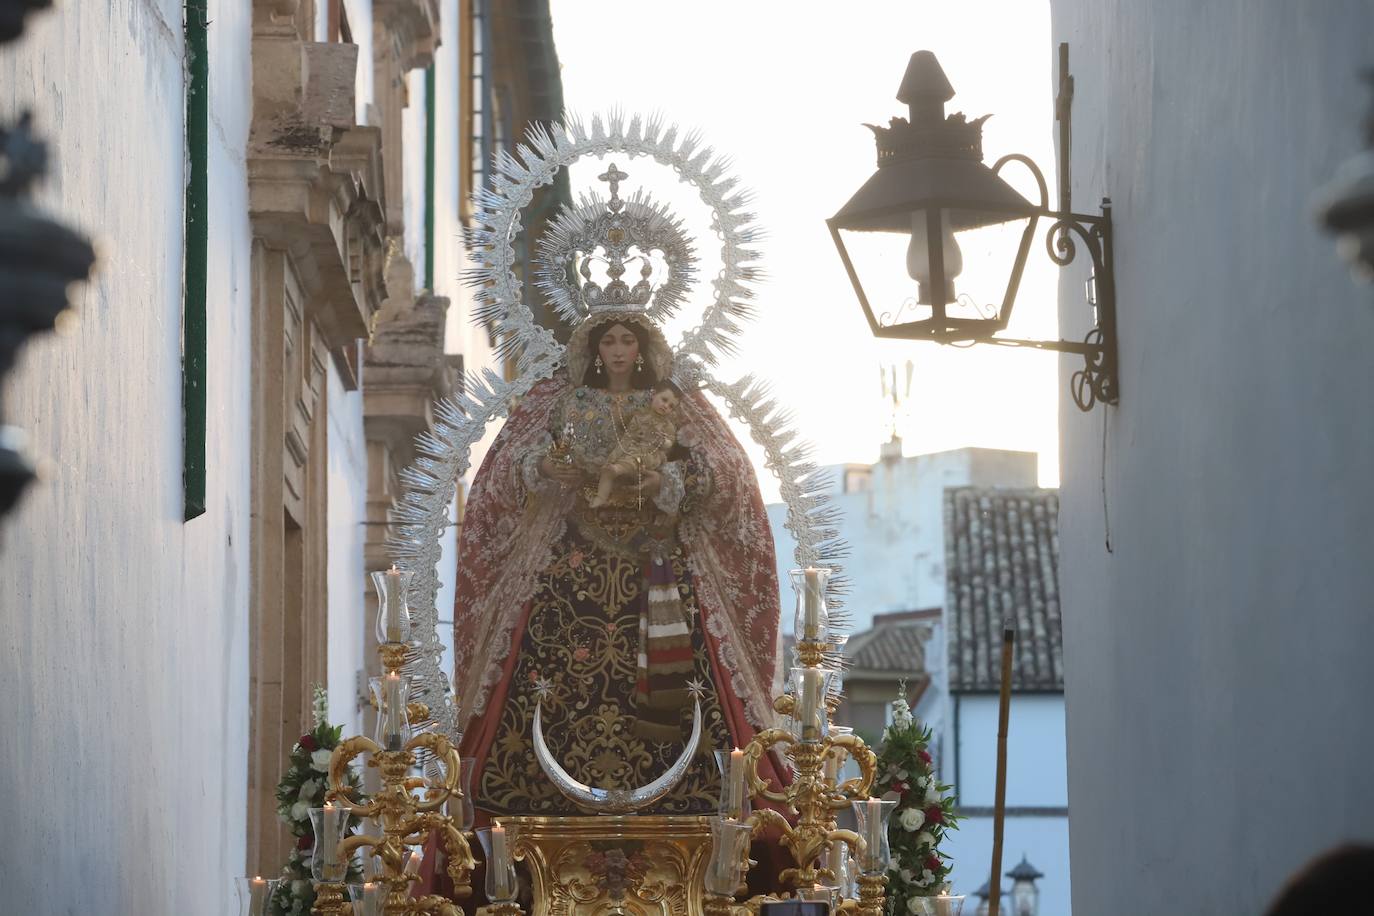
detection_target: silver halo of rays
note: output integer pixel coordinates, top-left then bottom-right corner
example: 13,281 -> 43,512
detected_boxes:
385,112 -> 852,770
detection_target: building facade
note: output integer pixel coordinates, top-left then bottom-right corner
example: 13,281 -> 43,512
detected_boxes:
0,1 -> 558,910
1048,3 -> 1374,913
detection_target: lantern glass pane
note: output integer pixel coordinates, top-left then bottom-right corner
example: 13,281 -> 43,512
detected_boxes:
834,211 -> 1035,341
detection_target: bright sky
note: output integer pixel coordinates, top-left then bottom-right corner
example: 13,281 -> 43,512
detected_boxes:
549,1 -> 1061,500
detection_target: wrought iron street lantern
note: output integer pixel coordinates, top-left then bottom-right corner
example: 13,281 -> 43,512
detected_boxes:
1005,856 -> 1043,916
829,46 -> 1119,411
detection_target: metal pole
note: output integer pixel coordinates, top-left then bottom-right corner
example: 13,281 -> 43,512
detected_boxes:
987,624 -> 1016,916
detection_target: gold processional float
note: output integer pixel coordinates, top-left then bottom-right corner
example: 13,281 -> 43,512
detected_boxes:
234,565 -> 977,916
231,108 -> 983,916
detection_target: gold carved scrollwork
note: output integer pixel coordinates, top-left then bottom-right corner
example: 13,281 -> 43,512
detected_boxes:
507,815 -> 713,916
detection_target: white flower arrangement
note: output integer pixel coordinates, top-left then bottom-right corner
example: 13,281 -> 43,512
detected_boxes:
268,686 -> 364,916
876,680 -> 961,915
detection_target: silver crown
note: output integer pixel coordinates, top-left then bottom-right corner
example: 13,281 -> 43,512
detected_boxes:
535,163 -> 697,324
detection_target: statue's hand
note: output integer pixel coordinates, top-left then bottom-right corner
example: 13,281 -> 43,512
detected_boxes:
539,455 -> 584,487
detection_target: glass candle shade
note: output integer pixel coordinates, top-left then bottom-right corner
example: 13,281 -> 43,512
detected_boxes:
371,672 -> 411,751
790,567 -> 832,643
789,667 -> 839,744
911,896 -> 967,916
371,566 -> 414,645
706,818 -> 753,898
348,881 -> 386,916
850,798 -> 897,875
820,838 -> 856,900
308,805 -> 352,883
477,826 -> 518,903
713,748 -> 751,821
235,876 -> 281,916
798,884 -> 839,911
426,756 -> 476,830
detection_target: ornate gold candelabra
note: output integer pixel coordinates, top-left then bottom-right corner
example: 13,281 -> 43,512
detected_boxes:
706,568 -> 893,916
313,568 -> 477,916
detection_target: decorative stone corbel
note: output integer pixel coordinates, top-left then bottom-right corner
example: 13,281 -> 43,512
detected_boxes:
374,0 -> 441,71
361,248 -> 459,569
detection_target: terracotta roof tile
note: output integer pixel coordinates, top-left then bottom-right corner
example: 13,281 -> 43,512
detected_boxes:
847,615 -> 933,674
944,487 -> 1062,692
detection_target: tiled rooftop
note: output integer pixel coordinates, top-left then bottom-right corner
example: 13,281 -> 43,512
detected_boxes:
846,609 -> 936,675
944,487 -> 1063,692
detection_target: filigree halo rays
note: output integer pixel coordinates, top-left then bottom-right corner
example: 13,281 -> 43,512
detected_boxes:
465,111 -> 764,373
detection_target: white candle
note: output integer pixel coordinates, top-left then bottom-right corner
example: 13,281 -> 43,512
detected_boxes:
321,804 -> 340,865
249,876 -> 266,915
728,747 -> 745,818
384,565 -> 403,642
383,671 -> 405,749
935,896 -> 952,916
865,798 -> 882,867
802,567 -> 821,639
492,822 -> 507,866
491,822 -> 512,899
798,669 -> 823,742
404,848 -> 424,876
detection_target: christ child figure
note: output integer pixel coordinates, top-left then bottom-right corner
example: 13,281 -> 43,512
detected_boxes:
589,381 -> 680,508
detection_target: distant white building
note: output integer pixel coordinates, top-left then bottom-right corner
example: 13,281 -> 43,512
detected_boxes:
766,442 -> 1038,636
766,444 -> 1070,914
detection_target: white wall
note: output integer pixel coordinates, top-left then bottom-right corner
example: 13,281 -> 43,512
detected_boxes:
941,815 -> 1071,916
956,694 -> 1068,808
403,67 -> 430,279
345,0 -> 376,124
0,1 -> 254,912
944,695 -> 1069,915
1050,2 -> 1374,913
327,367 -> 369,741
766,447 -> 1038,634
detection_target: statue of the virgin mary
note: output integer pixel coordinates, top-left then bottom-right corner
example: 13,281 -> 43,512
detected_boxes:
452,168 -> 787,815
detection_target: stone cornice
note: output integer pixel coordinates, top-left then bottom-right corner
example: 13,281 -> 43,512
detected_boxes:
248,38 -> 388,351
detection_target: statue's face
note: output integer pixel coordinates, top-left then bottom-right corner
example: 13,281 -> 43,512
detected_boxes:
598,323 -> 640,377
650,388 -> 679,416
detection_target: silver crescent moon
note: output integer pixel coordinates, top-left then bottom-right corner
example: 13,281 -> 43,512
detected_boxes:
532,698 -> 703,813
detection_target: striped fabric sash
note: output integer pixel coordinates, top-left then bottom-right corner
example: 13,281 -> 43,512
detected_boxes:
634,557 -> 694,742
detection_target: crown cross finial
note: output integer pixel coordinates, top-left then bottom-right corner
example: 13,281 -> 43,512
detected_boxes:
598,162 -> 629,212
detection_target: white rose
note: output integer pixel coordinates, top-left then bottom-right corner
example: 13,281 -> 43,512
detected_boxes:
292,879 -> 310,897
899,868 -> 915,883
898,807 -> 925,832
906,896 -> 923,914
918,869 -> 934,887
297,778 -> 320,801
290,800 -> 309,821
311,748 -> 334,772
917,831 -> 935,848
925,783 -> 944,804
895,769 -> 909,780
